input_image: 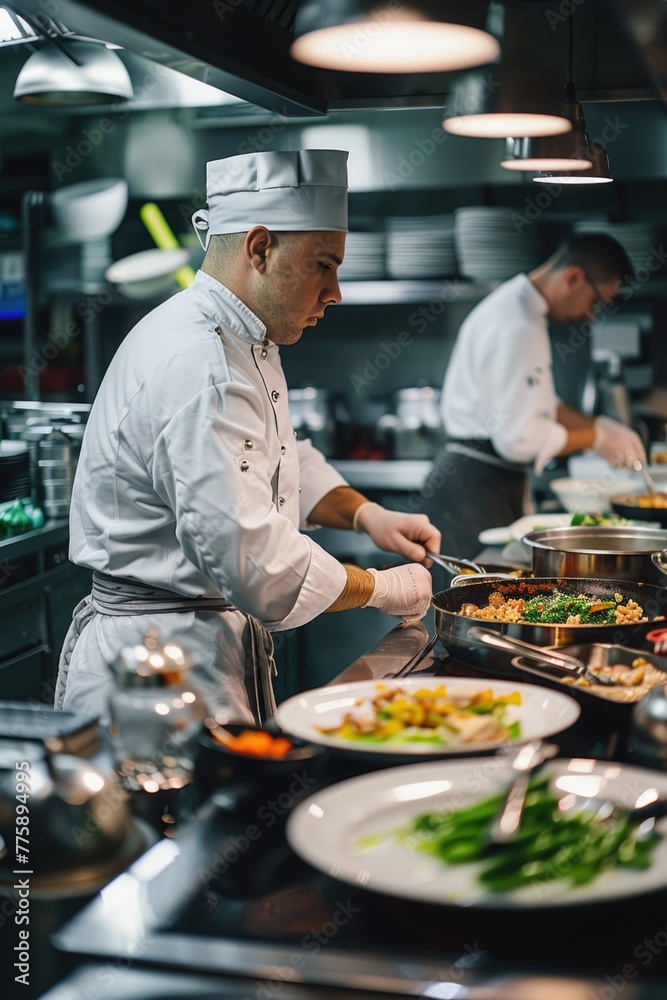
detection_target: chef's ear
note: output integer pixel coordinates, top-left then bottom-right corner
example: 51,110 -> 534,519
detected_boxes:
246,226 -> 274,273
564,264 -> 586,292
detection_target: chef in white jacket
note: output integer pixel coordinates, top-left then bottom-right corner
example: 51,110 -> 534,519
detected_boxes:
423,233 -> 647,558
55,148 -> 438,723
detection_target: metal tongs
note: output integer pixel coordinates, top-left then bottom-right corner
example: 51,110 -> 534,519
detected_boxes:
425,551 -> 516,581
467,627 -> 617,686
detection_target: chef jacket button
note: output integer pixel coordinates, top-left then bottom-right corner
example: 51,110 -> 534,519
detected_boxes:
280,445 -> 286,455
293,429 -> 297,437
243,439 -> 254,451
240,459 -> 250,472
260,348 -> 268,360
298,487 -> 302,493
271,390 -> 280,402
278,496 -> 285,506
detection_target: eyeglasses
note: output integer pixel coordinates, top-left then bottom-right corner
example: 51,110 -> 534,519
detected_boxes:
583,272 -> 608,315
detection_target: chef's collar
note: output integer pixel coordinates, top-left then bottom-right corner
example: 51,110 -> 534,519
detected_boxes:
522,273 -> 549,317
191,270 -> 269,345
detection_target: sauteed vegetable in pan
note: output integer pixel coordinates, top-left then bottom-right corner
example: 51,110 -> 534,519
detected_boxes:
459,589 -> 646,626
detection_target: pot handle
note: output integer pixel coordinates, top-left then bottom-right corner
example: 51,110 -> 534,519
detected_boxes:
651,550 -> 667,577
466,626 -> 585,677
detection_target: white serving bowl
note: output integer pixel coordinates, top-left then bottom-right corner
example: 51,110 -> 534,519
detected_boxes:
51,178 -> 128,242
550,474 -> 638,513
105,247 -> 191,300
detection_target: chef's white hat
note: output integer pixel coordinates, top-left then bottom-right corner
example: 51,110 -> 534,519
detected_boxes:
192,148 -> 348,250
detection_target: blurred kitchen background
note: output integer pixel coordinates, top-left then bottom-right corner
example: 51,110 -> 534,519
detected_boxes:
3,0 -> 667,699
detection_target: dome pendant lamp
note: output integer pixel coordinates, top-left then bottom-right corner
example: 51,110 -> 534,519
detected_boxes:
500,88 -> 593,172
14,40 -> 133,106
290,0 -> 501,73
533,142 -> 613,184
443,2 -> 571,138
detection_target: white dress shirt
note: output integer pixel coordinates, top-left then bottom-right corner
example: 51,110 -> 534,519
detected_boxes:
441,274 -> 568,472
62,270 -> 348,721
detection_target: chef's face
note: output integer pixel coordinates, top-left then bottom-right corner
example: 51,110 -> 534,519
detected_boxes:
257,231 -> 346,345
553,266 -> 621,324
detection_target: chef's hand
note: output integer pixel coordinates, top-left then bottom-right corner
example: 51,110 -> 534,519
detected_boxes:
353,502 -> 441,564
593,416 -> 648,469
365,564 -> 432,619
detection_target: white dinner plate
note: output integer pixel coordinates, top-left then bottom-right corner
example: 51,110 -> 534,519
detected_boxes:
287,757 -> 667,909
274,677 -> 580,757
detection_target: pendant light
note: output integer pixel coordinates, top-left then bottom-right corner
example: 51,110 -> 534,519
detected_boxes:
499,14 -> 595,173
529,14 -> 613,185
290,0 -> 500,73
499,90 -> 592,172
14,40 -> 133,106
443,2 -> 571,139
533,142 -> 613,184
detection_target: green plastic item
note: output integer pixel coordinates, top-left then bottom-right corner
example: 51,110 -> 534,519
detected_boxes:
0,498 -> 44,540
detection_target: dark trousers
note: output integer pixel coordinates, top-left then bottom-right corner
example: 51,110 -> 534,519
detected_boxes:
422,443 -> 527,560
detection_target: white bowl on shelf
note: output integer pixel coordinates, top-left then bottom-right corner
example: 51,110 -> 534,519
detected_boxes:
50,178 -> 128,242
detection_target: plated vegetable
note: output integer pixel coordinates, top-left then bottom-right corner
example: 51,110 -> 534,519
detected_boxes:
318,683 -> 522,747
399,775 -> 660,894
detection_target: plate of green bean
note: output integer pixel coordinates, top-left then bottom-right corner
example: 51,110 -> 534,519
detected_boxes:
287,757 -> 667,908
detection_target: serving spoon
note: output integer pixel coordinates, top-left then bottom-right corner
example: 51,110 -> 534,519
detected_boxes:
634,458 -> 660,496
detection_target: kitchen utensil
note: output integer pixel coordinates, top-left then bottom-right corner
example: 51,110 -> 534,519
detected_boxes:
522,525 -> 667,585
632,683 -> 667,754
634,458 -> 660,495
0,742 -> 130,870
426,550 -> 484,575
558,790 -> 667,828
383,632 -> 439,679
139,201 -> 197,289
286,757 -> 667,908
105,247 -> 191,300
274,676 -> 580,759
432,578 -> 666,677
489,739 -> 559,844
50,178 -> 128,242
467,626 -> 618,686
37,427 -> 80,518
611,492 -> 667,527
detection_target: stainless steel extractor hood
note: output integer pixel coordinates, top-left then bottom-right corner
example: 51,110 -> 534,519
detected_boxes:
9,0 -> 667,117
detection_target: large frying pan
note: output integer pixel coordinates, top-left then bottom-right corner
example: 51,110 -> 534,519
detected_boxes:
433,577 -> 667,676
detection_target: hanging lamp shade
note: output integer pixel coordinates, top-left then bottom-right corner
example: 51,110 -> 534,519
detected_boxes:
533,142 -> 613,184
14,40 -> 133,106
290,0 -> 500,73
443,2 -> 571,138
500,99 -> 593,171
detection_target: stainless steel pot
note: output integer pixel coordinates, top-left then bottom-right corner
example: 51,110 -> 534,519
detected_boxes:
522,526 -> 667,585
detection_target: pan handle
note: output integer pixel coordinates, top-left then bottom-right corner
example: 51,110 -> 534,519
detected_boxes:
466,627 -> 586,678
651,550 -> 667,577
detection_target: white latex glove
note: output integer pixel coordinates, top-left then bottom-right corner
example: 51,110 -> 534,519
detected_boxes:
365,564 -> 432,619
593,416 -> 648,470
354,502 -> 441,564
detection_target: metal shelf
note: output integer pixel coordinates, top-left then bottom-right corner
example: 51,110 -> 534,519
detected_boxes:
338,279 -> 497,305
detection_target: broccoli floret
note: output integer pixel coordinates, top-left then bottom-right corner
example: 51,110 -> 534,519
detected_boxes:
522,590 -> 618,624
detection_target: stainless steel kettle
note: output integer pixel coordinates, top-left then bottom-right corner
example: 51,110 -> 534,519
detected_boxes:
0,741 -> 130,871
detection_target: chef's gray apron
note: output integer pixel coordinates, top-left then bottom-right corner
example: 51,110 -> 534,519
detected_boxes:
422,437 -> 528,560
55,572 -> 277,724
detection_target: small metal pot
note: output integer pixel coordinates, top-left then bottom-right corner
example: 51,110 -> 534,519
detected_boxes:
522,526 -> 667,585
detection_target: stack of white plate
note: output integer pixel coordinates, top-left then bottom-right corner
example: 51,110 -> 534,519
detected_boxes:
455,207 -> 542,282
337,231 -> 385,281
574,220 -> 656,276
386,215 -> 457,279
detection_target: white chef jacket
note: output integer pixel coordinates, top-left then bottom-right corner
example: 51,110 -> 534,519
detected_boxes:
441,274 -> 568,472
60,270 -> 348,722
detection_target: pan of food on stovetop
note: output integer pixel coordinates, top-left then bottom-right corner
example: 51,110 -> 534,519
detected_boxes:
611,492 -> 667,527
432,577 -> 667,727
433,576 -> 667,671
